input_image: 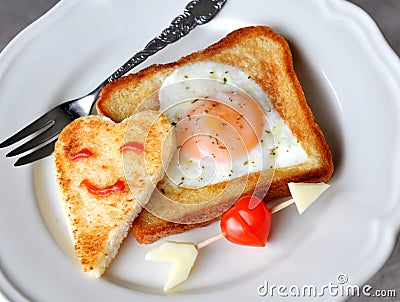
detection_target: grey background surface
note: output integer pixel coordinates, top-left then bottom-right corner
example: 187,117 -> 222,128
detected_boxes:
0,0 -> 399,301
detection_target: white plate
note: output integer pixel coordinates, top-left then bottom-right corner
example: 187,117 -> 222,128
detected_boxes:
1,0 -> 400,301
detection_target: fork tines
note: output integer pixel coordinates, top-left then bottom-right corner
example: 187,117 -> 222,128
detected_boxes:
0,110 -> 61,166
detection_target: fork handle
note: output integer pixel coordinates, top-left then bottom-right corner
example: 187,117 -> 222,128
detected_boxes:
104,0 -> 226,83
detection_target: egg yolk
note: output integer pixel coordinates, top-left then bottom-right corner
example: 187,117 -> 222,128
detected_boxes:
176,91 -> 265,163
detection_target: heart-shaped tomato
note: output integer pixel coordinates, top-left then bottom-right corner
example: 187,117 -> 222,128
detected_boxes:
220,196 -> 271,247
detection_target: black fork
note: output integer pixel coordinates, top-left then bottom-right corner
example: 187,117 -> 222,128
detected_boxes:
0,0 -> 227,166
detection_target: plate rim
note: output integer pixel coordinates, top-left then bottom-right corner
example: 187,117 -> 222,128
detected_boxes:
1,0 -> 400,301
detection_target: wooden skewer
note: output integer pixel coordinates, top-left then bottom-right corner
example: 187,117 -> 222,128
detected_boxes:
196,232 -> 225,250
196,198 -> 295,250
271,198 -> 294,214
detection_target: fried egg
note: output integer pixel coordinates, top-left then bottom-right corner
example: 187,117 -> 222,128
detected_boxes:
158,62 -> 307,189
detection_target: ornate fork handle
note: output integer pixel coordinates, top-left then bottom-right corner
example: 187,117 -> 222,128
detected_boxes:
0,0 -> 227,166
106,0 -> 226,83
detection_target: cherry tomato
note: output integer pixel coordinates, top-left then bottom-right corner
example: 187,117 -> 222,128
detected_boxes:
220,196 -> 271,247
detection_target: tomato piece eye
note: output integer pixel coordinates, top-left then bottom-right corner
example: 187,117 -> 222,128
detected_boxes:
70,148 -> 94,161
120,141 -> 144,153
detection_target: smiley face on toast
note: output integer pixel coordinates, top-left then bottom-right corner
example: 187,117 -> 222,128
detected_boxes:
54,110 -> 174,277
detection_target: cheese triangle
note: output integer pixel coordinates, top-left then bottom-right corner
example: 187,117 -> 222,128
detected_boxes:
288,182 -> 330,214
145,241 -> 198,291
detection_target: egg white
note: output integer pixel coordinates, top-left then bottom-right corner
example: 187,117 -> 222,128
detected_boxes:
158,62 -> 308,189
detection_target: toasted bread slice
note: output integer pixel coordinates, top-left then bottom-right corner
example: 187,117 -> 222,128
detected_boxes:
54,110 -> 175,276
96,26 -> 334,244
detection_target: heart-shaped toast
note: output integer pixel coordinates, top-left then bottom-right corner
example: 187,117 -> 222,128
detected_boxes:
54,110 -> 174,277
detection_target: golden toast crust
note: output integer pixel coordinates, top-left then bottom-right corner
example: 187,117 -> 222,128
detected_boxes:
96,26 -> 334,244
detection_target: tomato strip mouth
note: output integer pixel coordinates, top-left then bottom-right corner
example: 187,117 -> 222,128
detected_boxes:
80,179 -> 126,196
